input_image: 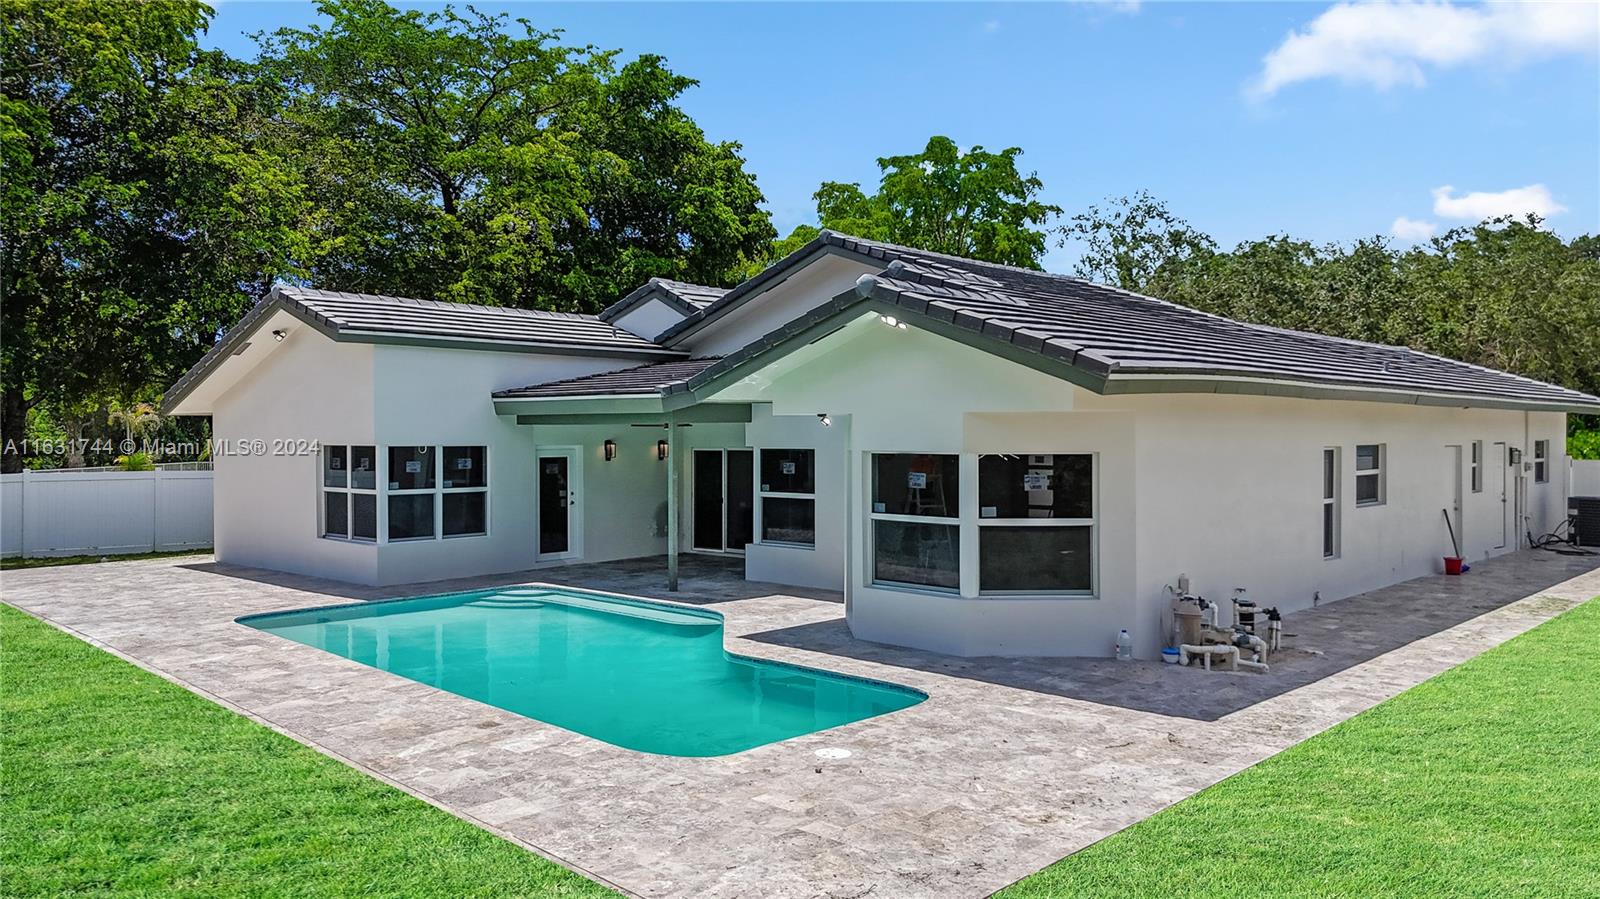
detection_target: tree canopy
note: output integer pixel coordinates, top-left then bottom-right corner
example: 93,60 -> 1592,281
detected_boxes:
256,0 -> 773,311
773,136 -> 1060,270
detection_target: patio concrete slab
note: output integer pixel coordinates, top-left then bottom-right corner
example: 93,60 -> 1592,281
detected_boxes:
4,550 -> 1597,899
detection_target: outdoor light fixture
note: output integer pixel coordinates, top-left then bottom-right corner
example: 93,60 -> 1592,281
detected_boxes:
657,439 -> 669,461
817,413 -> 832,427
878,314 -> 907,330
603,439 -> 617,462
272,329 -> 288,341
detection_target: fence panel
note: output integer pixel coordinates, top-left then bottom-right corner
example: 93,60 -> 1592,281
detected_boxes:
1573,459 -> 1600,497
0,468 -> 213,558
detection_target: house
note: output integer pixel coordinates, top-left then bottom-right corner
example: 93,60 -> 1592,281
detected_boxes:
164,232 -> 1599,658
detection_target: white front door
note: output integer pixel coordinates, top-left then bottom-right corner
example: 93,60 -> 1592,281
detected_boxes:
536,447 -> 582,561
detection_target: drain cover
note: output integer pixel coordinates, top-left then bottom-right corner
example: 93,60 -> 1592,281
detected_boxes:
814,747 -> 852,760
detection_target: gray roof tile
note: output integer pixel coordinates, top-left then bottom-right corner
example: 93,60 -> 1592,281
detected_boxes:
494,358 -> 722,399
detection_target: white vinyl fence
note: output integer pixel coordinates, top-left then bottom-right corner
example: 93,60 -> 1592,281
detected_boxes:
1573,459 -> 1600,498
1,467 -> 213,559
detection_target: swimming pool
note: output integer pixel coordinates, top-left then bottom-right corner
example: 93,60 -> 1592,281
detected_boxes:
239,587 -> 924,757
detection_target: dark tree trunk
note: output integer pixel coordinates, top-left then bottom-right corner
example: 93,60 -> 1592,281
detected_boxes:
1,389 -> 27,473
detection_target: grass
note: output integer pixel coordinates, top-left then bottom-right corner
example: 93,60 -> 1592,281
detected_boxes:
998,595 -> 1600,899
1,549 -> 211,571
0,604 -> 616,898
5,595 -> 1596,898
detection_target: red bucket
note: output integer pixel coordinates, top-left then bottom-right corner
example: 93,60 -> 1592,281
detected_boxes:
1443,556 -> 1464,576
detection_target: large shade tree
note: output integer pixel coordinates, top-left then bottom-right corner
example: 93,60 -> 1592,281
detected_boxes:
774,136 -> 1060,270
257,0 -> 774,311
1,0 -> 306,471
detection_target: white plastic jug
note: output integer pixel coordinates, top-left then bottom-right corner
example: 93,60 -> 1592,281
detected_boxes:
1115,629 -> 1133,661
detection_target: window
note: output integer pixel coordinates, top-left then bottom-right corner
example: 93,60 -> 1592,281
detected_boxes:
1355,444 -> 1385,506
869,454 -> 959,590
1322,447 -> 1339,559
321,445 -> 377,541
977,454 -> 1095,593
1533,439 -> 1548,483
1470,440 -> 1483,493
441,446 -> 488,536
321,444 -> 486,543
759,449 -> 815,546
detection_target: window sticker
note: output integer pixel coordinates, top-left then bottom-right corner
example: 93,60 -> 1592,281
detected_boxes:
331,458 -> 343,470
1022,472 -> 1050,491
907,471 -> 927,489
405,460 -> 422,474
981,505 -> 998,518
780,460 -> 796,475
455,457 -> 472,470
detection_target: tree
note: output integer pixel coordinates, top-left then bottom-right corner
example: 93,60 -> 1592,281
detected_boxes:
1068,196 -> 1600,403
1059,191 -> 1216,293
257,0 -> 773,311
1,0 -> 306,471
779,136 -> 1060,269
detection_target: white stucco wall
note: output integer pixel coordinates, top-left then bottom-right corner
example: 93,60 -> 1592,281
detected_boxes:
706,314 -> 1571,659
210,332 -> 676,587
678,253 -> 879,356
610,297 -> 688,342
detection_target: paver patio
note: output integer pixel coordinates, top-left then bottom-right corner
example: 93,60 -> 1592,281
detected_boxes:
4,550 -> 1597,898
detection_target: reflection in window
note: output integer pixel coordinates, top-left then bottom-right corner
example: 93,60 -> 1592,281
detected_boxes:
871,454 -> 959,518
872,520 -> 960,590
977,453 -> 1095,594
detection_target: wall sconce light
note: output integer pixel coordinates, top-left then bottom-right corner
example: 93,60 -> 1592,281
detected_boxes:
878,314 -> 907,330
272,329 -> 288,342
603,439 -> 617,462
817,413 -> 832,427
657,439 -> 669,461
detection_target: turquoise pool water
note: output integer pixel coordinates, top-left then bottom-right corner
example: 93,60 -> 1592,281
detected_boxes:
239,588 -> 924,757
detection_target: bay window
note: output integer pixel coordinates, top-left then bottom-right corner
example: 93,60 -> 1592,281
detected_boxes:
759,449 -> 815,546
977,454 -> 1094,593
870,453 -> 959,590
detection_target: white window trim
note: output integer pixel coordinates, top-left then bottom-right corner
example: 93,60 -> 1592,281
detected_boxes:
1322,446 -> 1340,559
867,452 -> 961,595
320,444 -> 378,543
976,453 -> 1098,597
321,444 -> 489,544
756,449 -> 816,549
1355,443 -> 1386,507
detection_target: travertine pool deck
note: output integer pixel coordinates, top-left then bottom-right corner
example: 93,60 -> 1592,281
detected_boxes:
5,550 -> 1597,898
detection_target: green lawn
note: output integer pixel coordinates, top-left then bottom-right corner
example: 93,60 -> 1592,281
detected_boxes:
0,604 -> 615,898
999,595 -> 1600,898
1,549 -> 210,571
5,596 -> 1597,898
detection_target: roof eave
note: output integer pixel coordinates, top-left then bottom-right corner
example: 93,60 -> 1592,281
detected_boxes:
1103,372 -> 1600,414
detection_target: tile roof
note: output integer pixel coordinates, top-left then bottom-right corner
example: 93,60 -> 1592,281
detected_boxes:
666,232 -> 1600,412
597,278 -> 730,322
494,358 -> 722,399
163,285 -> 681,412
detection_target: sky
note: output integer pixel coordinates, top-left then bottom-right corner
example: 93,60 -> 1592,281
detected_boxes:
199,1 -> 1600,272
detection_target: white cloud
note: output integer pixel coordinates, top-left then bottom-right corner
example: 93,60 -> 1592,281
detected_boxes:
1390,216 -> 1437,240
1251,1 -> 1598,97
1431,184 -> 1566,220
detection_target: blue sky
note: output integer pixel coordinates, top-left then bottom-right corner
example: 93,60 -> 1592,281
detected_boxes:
201,2 -> 1599,271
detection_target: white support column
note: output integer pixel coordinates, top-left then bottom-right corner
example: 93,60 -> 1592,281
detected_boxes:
666,415 -> 679,591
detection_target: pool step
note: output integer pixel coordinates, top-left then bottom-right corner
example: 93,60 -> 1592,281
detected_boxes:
473,590 -> 718,628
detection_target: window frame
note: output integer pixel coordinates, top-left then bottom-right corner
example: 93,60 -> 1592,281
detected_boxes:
1354,443 -> 1386,507
867,452 -> 961,594
1322,446 -> 1340,559
1470,440 -> 1483,493
320,444 -> 378,543
976,453 -> 1097,597
319,444 -> 489,544
757,448 -> 816,548
1533,439 -> 1548,484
